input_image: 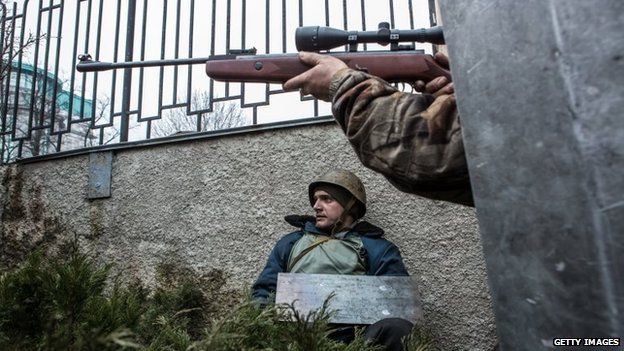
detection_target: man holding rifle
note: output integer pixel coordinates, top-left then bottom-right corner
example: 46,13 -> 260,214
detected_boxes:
283,51 -> 473,207
76,24 -> 472,207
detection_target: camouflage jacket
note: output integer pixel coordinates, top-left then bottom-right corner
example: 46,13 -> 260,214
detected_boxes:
329,68 -> 474,206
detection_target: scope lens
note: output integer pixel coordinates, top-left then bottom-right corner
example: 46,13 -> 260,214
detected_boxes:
295,26 -> 319,51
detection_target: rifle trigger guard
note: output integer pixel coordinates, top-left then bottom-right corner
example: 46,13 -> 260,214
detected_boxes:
354,64 -> 368,73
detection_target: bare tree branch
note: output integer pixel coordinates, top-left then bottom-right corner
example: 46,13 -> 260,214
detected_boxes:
152,91 -> 246,138
82,96 -> 120,147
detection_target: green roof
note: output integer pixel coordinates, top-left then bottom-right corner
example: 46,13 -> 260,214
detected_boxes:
9,61 -> 93,117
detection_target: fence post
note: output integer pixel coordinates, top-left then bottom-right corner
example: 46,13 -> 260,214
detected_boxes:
120,0 -> 136,142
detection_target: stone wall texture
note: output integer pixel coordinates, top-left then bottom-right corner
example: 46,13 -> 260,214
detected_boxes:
0,122 -> 497,350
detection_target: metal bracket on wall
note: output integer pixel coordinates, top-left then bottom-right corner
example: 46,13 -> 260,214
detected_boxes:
88,151 -> 113,199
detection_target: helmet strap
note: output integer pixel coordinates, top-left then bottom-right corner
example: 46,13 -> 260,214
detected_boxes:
332,196 -> 357,236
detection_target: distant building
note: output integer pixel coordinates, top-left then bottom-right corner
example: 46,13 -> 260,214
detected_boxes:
2,61 -> 93,160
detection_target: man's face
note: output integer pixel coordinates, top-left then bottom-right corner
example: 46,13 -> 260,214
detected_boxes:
312,189 -> 345,230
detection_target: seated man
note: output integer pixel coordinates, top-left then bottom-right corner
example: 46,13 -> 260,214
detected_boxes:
252,169 -> 413,350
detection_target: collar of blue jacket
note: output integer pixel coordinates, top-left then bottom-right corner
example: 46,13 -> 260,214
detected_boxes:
283,214 -> 385,239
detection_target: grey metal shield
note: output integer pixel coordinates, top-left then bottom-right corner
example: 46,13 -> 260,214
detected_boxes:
275,273 -> 423,325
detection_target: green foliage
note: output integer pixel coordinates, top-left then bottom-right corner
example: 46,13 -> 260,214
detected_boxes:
192,296 -> 382,351
0,250 -> 436,351
402,325 -> 436,351
0,253 -> 49,348
0,250 -> 143,350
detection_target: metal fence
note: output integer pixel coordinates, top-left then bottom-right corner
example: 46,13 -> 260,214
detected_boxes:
0,0 -> 435,163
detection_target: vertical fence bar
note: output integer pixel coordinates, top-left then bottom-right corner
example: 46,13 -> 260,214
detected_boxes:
90,0 -> 103,126
389,0 -> 395,28
26,0 -> 43,143
225,0 -> 231,96
312,0 -> 319,116
94,0 -> 105,145
68,0 -> 81,140
79,0 -> 93,130
408,0 -> 414,28
172,0 -> 181,103
262,0 -> 269,124
208,0 -> 216,123
0,3 -> 6,163
240,1 -> 246,56
241,0 -> 246,52
324,0 -> 329,27
360,0 -> 367,50
110,0 -> 123,136
7,61 -> 15,161
12,2 -> 30,146
189,0 -> 200,132
281,0 -> 285,53
39,0 -> 55,129
264,0 -> 269,54
119,0 -> 136,142
210,0 -> 216,55
51,0 -> 64,133
50,0 -> 64,153
140,0 -> 149,135
158,0 -> 168,127
240,0 -> 247,124
342,0 -> 347,30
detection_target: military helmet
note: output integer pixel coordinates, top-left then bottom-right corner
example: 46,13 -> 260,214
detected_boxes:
308,169 -> 367,218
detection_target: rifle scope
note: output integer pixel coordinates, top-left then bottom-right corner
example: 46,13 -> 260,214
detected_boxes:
295,22 -> 444,52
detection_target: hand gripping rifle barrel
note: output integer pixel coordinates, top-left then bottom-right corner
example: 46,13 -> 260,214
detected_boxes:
295,22 -> 444,52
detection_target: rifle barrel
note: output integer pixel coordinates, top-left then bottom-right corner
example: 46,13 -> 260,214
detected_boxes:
76,56 -> 210,72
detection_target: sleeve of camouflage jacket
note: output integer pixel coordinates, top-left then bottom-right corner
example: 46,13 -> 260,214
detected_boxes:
329,68 -> 474,207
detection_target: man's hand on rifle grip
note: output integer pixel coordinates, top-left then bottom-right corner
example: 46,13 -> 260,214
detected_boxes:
414,52 -> 454,97
283,51 -> 347,102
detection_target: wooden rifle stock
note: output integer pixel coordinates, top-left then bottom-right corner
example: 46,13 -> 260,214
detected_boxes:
205,51 -> 450,84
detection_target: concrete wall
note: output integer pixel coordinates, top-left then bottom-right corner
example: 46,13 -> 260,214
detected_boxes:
0,122 -> 497,350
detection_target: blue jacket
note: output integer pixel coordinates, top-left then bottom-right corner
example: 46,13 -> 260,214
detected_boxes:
251,215 -> 409,302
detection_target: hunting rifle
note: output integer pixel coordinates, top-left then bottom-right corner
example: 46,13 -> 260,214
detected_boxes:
77,22 -> 449,83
